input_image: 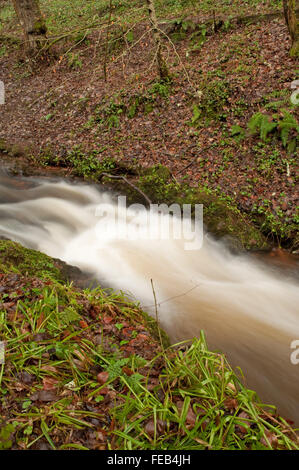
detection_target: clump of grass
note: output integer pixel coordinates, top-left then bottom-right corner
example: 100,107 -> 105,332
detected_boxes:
0,262 -> 167,450
112,333 -> 299,450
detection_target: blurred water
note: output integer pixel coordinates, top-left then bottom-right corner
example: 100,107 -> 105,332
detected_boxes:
0,171 -> 299,421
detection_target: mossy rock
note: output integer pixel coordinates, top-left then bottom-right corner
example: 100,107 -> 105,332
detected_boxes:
0,240 -> 63,280
135,165 -> 269,250
100,164 -> 269,250
0,239 -> 102,287
0,139 -> 33,158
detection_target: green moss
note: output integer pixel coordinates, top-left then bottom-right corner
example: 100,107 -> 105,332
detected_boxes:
38,145 -> 118,180
191,77 -> 231,125
0,240 -> 62,281
0,139 -> 9,153
134,165 -> 268,250
290,39 -> 299,57
32,19 -> 47,35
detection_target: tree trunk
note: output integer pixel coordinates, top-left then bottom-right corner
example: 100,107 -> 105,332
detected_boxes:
145,0 -> 169,80
11,0 -> 47,54
283,0 -> 299,56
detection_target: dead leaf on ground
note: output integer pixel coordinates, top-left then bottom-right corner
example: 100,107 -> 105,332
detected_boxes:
97,371 -> 109,385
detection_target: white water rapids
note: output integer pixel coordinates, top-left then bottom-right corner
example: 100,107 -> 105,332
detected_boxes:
0,173 -> 299,421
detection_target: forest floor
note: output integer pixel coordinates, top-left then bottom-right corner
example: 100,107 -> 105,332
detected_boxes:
0,0 -> 298,249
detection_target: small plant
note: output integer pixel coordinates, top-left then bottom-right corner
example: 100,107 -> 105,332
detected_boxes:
248,111 -> 299,154
148,80 -> 171,99
39,145 -> 117,179
96,100 -> 126,129
187,25 -> 207,54
190,78 -> 230,125
67,52 -> 83,70
248,112 -> 277,141
0,423 -> 16,450
230,124 -> 245,142
95,82 -> 171,128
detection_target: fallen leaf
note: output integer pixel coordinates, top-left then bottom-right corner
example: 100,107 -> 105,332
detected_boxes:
145,419 -> 167,438
224,398 -> 238,411
261,429 -> 278,449
43,377 -> 59,390
30,390 -> 58,402
122,366 -> 133,376
97,371 -> 109,385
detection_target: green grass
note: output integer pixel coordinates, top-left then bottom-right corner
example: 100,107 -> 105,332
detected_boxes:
0,272 -> 165,450
0,241 -> 298,450
112,334 -> 299,450
1,284 -> 298,450
0,0 -> 283,37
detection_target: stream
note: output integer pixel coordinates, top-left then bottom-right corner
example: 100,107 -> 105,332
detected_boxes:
0,170 -> 299,422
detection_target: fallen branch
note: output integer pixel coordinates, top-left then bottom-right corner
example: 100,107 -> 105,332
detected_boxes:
99,172 -> 152,206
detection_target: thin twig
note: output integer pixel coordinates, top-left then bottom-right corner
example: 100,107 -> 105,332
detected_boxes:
103,0 -> 113,82
99,173 -> 152,206
144,284 -> 201,310
157,25 -> 197,94
151,279 -> 165,354
175,144 -> 215,176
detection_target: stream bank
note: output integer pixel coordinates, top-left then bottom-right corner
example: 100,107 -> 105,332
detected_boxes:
1,239 -> 299,450
0,146 -> 283,252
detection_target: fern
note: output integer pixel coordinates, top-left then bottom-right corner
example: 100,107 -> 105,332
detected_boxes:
102,355 -> 146,392
124,373 -> 144,393
248,110 -> 298,153
248,112 -> 264,134
104,357 -> 130,381
264,100 -> 286,110
278,111 -> 299,147
191,104 -> 201,125
60,306 -> 81,326
260,118 -> 277,141
248,112 -> 277,141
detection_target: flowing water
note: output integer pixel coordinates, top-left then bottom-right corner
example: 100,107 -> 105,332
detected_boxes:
0,171 -> 299,421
